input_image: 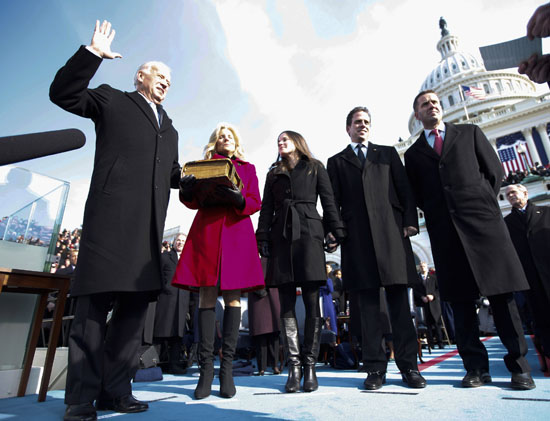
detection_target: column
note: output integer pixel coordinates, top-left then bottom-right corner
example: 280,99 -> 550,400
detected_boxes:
521,128 -> 541,166
535,123 -> 550,163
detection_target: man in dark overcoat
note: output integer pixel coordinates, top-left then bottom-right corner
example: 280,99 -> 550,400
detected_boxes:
50,21 -> 180,420
505,184 -> 550,364
412,262 -> 443,349
154,233 -> 190,374
404,90 -> 534,390
326,106 -> 426,390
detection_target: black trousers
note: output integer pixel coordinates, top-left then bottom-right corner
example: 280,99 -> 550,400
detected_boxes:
358,286 -> 418,373
451,292 -> 530,374
64,291 -> 150,404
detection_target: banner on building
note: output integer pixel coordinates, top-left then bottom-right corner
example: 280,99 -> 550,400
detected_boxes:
497,140 -> 533,176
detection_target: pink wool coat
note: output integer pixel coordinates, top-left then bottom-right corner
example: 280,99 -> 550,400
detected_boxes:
172,154 -> 265,292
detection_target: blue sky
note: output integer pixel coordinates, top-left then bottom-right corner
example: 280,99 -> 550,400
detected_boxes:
1,0 -> 546,233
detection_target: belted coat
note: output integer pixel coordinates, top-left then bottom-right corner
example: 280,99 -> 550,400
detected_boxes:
172,154 -> 264,292
256,157 -> 344,286
404,123 -> 529,301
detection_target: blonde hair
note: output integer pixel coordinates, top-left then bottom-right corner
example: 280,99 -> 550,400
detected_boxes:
204,122 -> 245,160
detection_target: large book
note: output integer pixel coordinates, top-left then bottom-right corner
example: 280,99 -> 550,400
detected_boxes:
181,158 -> 243,207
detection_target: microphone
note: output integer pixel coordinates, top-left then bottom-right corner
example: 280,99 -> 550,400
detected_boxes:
0,129 -> 86,166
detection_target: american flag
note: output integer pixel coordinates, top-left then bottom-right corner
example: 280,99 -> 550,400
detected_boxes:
461,85 -> 486,100
497,141 -> 533,176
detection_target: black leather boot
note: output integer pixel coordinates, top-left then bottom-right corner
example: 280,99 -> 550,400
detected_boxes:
281,318 -> 302,393
219,306 -> 241,398
194,308 -> 216,399
302,317 -> 321,392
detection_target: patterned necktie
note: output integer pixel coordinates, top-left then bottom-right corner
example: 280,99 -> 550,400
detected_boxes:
431,129 -> 443,156
356,144 -> 366,167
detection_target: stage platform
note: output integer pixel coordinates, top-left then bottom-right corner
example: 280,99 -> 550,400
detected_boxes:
1,336 -> 549,420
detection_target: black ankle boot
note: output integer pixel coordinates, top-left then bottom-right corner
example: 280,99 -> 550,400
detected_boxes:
302,317 -> 321,392
281,318 -> 302,393
220,306 -> 241,398
195,308 -> 216,399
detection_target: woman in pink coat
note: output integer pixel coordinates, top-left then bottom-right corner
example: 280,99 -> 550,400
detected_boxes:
172,122 -> 264,400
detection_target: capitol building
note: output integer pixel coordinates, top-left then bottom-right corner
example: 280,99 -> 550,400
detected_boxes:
394,18 -> 550,267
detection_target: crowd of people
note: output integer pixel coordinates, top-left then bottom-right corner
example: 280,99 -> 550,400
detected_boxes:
30,7 -> 550,420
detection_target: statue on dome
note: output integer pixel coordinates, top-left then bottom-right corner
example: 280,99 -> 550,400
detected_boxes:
439,17 -> 449,37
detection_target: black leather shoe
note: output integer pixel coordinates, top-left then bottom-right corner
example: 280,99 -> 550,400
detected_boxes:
364,371 -> 386,390
96,395 -> 148,413
401,369 -> 427,388
511,372 -> 536,390
461,370 -> 491,388
64,403 -> 97,421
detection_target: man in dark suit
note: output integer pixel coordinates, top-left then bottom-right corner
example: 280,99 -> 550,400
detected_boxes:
50,21 -> 180,420
405,90 -> 534,390
327,106 -> 426,390
154,233 -> 190,374
413,262 -> 443,349
505,184 -> 550,366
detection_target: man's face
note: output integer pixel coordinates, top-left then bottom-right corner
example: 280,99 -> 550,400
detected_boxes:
414,93 -> 442,128
137,65 -> 171,105
346,111 -> 371,144
70,253 -> 78,266
420,262 -> 428,273
174,235 -> 186,253
506,186 -> 528,209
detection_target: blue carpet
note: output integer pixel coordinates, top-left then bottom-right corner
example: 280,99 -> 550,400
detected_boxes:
1,336 -> 549,420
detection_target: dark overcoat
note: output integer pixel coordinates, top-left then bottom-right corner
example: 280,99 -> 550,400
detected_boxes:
49,46 -> 180,296
404,123 -> 529,301
154,249 -> 190,338
412,273 -> 442,321
326,143 -> 418,291
256,157 -> 344,286
505,202 -> 550,305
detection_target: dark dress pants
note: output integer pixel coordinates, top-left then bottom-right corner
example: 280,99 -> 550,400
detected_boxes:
64,291 -> 151,404
451,292 -> 530,374
358,285 -> 418,373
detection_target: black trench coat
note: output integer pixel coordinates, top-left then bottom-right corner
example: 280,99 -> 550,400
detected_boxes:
154,249 -> 190,338
327,143 -> 418,291
404,123 -> 529,301
256,157 -> 344,286
50,46 -> 180,296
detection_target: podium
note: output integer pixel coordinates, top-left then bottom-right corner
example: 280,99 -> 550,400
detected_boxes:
0,268 -> 70,401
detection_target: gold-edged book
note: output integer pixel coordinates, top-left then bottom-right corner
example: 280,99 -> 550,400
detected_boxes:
181,158 -> 243,207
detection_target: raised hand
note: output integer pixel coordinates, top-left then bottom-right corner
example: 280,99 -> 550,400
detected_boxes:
88,20 -> 122,59
519,53 -> 550,84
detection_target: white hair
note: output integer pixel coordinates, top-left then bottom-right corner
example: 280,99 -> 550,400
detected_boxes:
134,61 -> 171,88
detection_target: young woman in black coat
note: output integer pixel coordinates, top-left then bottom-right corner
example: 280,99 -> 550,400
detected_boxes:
256,130 -> 345,393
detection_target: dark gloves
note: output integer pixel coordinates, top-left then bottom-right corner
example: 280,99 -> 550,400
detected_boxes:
257,240 -> 271,258
179,174 -> 197,202
324,231 -> 344,253
253,288 -> 268,299
215,184 -> 245,209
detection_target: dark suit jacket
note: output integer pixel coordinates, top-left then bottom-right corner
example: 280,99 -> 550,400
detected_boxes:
404,123 -> 528,301
413,273 -> 442,321
327,143 -> 418,290
50,46 -> 180,296
505,202 -> 550,304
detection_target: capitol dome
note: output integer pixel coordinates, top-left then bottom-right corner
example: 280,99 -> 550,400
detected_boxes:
408,17 -> 537,137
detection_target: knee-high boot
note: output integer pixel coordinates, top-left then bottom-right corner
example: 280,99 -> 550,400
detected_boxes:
194,308 -> 216,400
302,317 -> 321,392
281,318 -> 302,393
220,306 -> 241,398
